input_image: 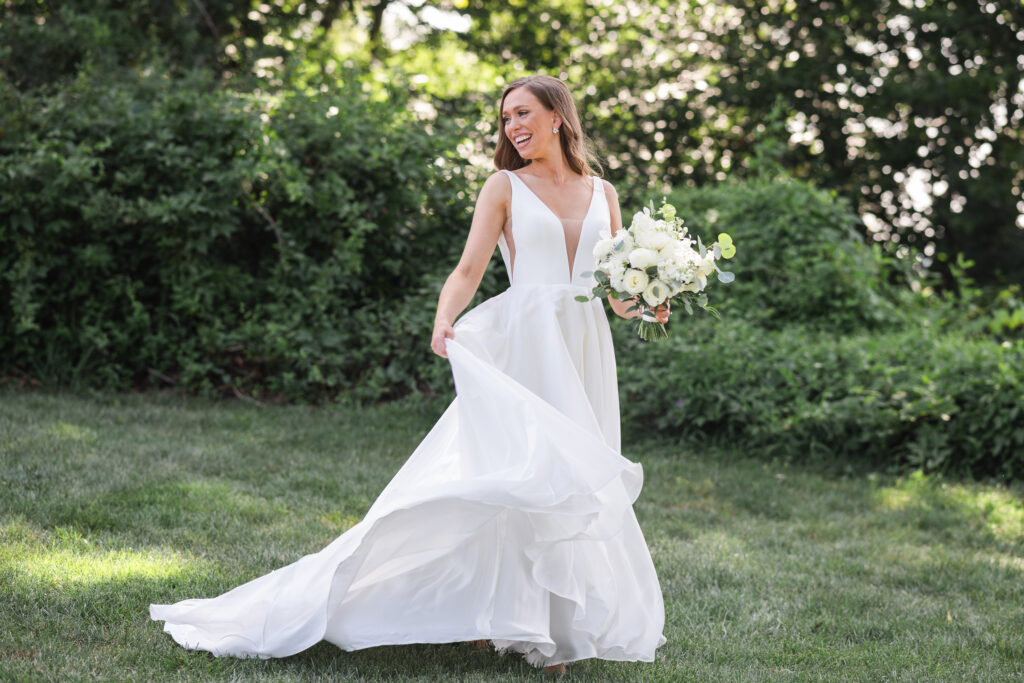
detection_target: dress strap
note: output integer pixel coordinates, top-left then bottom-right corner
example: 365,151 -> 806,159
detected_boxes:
501,169 -> 521,198
592,176 -> 605,196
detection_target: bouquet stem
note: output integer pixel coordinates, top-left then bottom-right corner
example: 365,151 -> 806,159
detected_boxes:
637,309 -> 669,342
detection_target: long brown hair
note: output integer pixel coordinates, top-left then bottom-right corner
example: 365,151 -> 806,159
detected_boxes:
493,75 -> 603,177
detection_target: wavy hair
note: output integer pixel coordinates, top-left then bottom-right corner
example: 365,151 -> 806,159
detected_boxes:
493,75 -> 602,177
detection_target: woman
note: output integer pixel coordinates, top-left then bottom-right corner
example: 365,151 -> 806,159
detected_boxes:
151,75 -> 667,675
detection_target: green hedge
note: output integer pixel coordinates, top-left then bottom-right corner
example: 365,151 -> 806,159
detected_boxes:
4,72 -> 1020,481
658,176 -> 905,332
614,316 -> 1024,481
0,71 -> 484,400
617,175 -> 1023,480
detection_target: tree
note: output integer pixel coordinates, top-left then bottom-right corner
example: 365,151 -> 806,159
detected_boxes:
429,0 -> 1024,285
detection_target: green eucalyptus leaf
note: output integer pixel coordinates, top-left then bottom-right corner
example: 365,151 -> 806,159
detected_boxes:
717,271 -> 735,283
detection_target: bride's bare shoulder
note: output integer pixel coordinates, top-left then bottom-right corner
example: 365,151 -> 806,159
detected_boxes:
470,171 -> 513,220
477,170 -> 513,200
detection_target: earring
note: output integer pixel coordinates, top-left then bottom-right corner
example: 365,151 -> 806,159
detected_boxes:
552,127 -> 559,134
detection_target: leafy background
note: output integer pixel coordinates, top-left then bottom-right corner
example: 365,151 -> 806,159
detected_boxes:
1,0 -> 1022,479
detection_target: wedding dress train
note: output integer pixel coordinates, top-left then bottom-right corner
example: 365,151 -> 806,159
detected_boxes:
150,169 -> 667,668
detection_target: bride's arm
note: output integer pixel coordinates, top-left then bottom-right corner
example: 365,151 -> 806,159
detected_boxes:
431,173 -> 509,358
602,180 -> 670,322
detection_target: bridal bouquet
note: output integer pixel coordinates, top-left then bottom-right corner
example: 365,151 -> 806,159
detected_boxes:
576,200 -> 736,342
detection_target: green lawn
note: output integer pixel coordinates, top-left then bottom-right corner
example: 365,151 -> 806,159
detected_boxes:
1,389 -> 1022,681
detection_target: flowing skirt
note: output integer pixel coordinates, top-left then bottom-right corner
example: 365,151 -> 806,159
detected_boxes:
150,284 -> 666,667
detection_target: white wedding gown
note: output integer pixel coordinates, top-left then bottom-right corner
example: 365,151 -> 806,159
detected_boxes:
150,169 -> 667,668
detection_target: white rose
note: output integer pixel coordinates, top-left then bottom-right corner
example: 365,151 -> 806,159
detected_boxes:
623,268 -> 650,295
636,228 -> 672,250
628,247 -> 658,269
642,279 -> 669,307
630,208 -> 657,232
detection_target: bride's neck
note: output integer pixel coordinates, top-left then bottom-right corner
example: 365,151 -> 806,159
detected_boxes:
524,153 -> 578,185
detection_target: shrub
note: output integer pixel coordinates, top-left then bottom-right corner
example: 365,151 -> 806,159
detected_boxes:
656,176 -> 904,332
613,315 -> 1024,481
0,70 -> 482,400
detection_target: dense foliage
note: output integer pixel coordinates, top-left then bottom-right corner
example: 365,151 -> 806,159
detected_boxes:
5,1 -> 1019,284
0,0 -> 325,88
0,71 -> 484,400
658,174 -> 902,332
451,0 -> 1024,285
615,316 -> 1024,481
1,1 -> 1021,480
612,175 -> 1024,481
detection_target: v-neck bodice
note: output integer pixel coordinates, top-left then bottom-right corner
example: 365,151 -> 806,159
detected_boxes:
497,169 -> 609,287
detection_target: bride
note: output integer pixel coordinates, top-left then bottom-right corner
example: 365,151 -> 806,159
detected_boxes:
151,74 -> 668,675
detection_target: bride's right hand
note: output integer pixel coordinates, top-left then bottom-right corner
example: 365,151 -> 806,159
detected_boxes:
431,322 -> 455,358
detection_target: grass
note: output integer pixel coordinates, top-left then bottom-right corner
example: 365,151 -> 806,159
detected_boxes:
1,388 -> 1022,681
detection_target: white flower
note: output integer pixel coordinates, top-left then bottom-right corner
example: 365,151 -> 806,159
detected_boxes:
609,271 -> 626,291
610,230 -> 633,256
623,268 -> 649,295
696,253 -> 716,279
628,247 -> 658,269
606,254 -> 628,279
630,208 -> 657,232
642,279 -> 669,307
601,253 -> 628,292
635,226 -> 672,250
592,238 -> 615,260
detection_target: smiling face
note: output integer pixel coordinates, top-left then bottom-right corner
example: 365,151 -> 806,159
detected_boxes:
501,86 -> 561,161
